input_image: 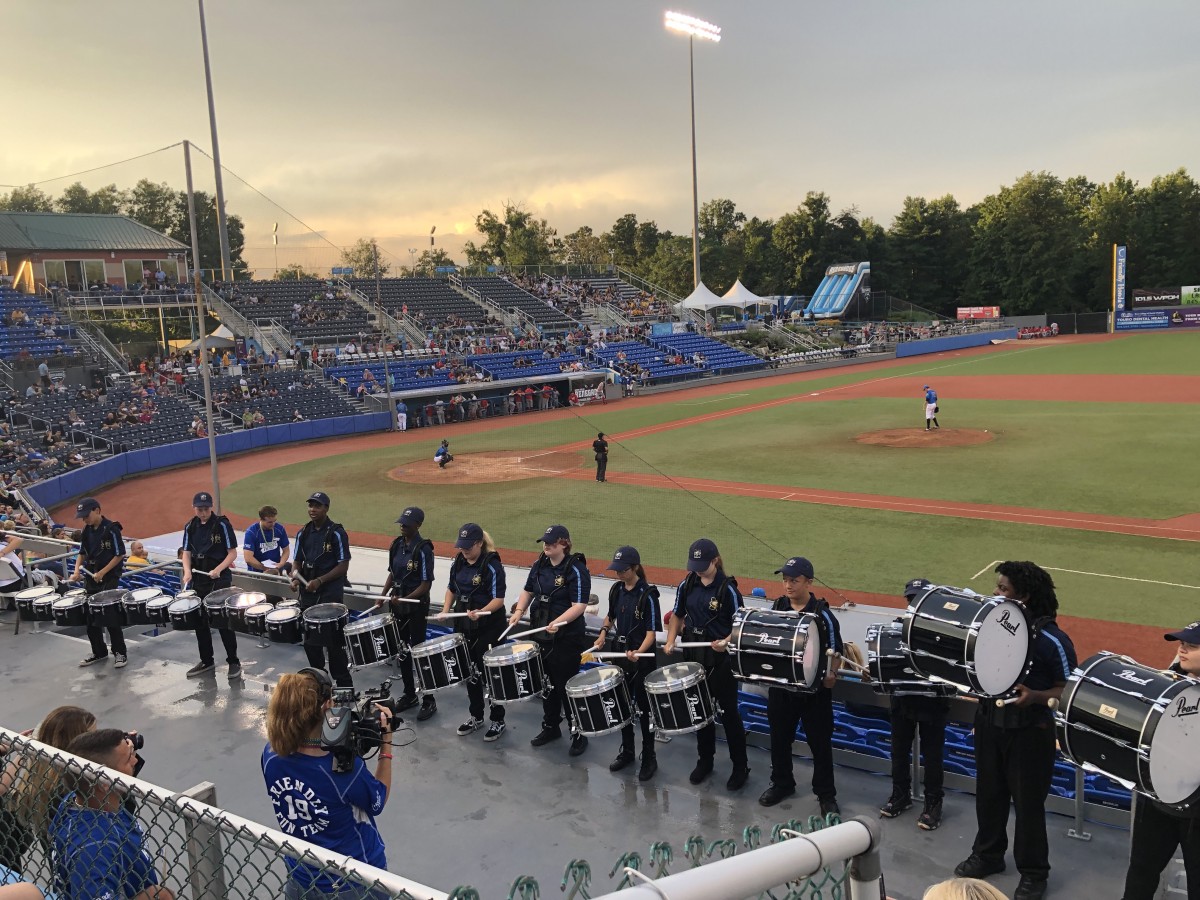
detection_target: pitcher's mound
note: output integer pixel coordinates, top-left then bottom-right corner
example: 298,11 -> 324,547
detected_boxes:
388,450 -> 585,484
855,428 -> 994,448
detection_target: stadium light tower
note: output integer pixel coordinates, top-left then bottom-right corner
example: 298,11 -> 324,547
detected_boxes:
197,0 -> 232,283
664,10 -> 720,291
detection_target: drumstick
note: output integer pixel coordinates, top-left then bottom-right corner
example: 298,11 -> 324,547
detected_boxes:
497,621 -> 519,642
191,570 -> 213,579
826,649 -> 869,675
439,610 -> 492,619
926,674 -> 973,695
508,624 -> 553,640
590,651 -> 655,659
995,696 -> 1060,709
674,640 -> 725,649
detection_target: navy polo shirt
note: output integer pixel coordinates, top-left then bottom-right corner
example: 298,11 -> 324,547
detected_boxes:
674,574 -> 741,640
450,553 -> 506,609
293,519 -> 351,580
183,515 -> 236,566
607,579 -> 661,648
79,516 -> 124,578
389,534 -> 434,596
524,555 -> 590,638
1022,620 -> 1077,691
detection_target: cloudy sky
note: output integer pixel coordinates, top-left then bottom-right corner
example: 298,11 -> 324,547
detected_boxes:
3,0 -> 1197,272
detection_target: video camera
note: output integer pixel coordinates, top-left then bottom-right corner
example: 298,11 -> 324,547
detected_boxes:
320,681 -> 404,773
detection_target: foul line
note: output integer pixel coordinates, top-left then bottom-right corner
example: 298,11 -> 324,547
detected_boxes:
972,560 -> 1002,580
1043,566 -> 1200,591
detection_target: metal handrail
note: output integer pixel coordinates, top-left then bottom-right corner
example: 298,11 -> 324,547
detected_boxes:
74,323 -> 127,371
614,265 -> 685,308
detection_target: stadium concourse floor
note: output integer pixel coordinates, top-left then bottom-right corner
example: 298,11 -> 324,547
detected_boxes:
0,567 -> 1133,899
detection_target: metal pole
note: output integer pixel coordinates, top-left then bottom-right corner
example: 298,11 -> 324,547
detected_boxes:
374,243 -> 396,431
179,781 -> 228,900
198,0 -> 232,282
184,140 -> 222,511
688,34 -> 701,290
1067,766 -> 1093,841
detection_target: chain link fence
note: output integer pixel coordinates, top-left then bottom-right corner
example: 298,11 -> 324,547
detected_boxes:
0,727 -> 446,900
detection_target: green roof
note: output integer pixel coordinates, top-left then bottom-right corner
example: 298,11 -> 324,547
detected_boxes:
0,212 -> 187,252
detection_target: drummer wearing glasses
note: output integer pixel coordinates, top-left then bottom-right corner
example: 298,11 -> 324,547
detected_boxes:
1120,620 -> 1200,900
954,561 -> 1076,900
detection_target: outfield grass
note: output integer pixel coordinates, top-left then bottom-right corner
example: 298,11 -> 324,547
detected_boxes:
930,331 -> 1200,376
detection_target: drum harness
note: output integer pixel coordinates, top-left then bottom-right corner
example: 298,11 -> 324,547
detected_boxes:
387,536 -> 433,660
527,552 -> 587,637
678,571 -> 737,670
449,551 -> 499,686
607,581 -> 660,653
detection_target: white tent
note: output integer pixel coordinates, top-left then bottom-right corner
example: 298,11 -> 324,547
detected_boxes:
679,282 -> 729,311
722,279 -> 768,310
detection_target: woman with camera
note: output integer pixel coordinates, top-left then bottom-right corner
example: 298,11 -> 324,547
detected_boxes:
262,669 -> 393,900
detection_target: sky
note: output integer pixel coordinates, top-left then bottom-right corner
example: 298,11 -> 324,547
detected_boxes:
3,0 -> 1198,273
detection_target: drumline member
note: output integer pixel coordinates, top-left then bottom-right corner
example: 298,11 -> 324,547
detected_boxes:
510,524 -> 591,756
242,505 -> 291,574
592,546 -> 659,781
954,561 -> 1077,900
378,506 -> 436,721
759,556 -> 842,812
289,492 -> 353,688
69,498 -> 127,669
879,577 -> 952,830
663,538 -> 750,791
441,523 -> 507,741
0,528 -> 25,611
181,491 -> 242,679
1120,619 -> 1200,900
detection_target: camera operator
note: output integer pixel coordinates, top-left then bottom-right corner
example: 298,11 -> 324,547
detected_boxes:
262,669 -> 393,900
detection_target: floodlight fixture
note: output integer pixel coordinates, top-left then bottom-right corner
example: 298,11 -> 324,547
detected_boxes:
664,11 -> 721,42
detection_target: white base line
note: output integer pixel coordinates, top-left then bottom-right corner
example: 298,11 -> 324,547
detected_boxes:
1043,566 -> 1200,591
972,560 -> 1002,580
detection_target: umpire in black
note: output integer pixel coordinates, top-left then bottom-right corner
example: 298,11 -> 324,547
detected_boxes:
69,497 -> 128,669
181,490 -> 241,679
378,505 -> 436,721
290,491 -> 353,687
592,432 -> 608,482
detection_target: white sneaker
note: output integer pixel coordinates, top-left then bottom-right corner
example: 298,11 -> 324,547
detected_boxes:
456,717 -> 483,736
113,654 -> 128,669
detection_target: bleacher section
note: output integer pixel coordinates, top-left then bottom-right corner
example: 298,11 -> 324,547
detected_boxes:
0,288 -> 77,359
219,281 -> 370,344
13,388 -> 206,452
467,350 -> 590,381
654,333 -> 766,375
462,277 -> 577,331
196,372 -> 359,427
805,262 -> 870,319
345,278 -> 487,326
324,360 -> 461,397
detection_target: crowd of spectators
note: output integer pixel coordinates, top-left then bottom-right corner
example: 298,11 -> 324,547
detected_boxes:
1018,324 -> 1060,340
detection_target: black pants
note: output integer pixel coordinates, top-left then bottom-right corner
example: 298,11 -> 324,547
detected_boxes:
767,686 -> 835,800
300,583 -> 351,687
971,717 -> 1057,880
595,454 -> 608,481
541,635 -> 584,730
696,655 -> 748,768
889,698 -> 949,800
1122,794 -> 1200,900
193,574 -> 239,667
85,575 -> 127,657
619,660 -> 654,755
464,624 -> 504,722
392,601 -> 429,697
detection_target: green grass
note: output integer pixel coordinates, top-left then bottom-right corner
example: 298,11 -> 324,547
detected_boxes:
932,331 -> 1200,375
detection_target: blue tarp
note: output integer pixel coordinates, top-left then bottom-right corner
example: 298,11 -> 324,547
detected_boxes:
894,329 -> 1017,358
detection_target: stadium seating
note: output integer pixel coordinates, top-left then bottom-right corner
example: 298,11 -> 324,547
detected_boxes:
0,288 -> 78,360
195,372 -> 358,427
345,277 -> 489,326
461,277 -> 577,331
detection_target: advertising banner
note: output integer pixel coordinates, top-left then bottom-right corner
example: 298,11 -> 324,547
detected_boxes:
1168,308 -> 1200,328
1114,245 -> 1127,311
570,376 -> 608,406
1114,310 -> 1169,331
1181,285 -> 1200,305
1132,288 -> 1182,309
956,306 -> 1001,320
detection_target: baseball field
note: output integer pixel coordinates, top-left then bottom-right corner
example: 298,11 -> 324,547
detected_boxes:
84,331 -> 1200,660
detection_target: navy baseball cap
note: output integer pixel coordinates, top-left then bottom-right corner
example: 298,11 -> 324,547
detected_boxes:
537,524 -> 570,544
397,506 -> 424,526
192,492 -> 213,508
775,556 -> 815,579
606,546 -> 640,572
686,538 -> 719,572
75,497 -> 100,518
307,491 -> 331,507
904,577 -> 933,599
455,523 -> 484,549
1165,621 -> 1200,643
923,385 -> 930,390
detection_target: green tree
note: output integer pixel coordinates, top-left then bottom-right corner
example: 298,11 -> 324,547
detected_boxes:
773,193 -> 834,294
1134,168 -> 1200,290
171,190 -> 249,278
0,184 -> 54,212
634,221 -> 662,264
882,195 -> 973,313
642,234 -> 695,297
339,237 -> 390,277
56,181 -> 127,214
738,216 -> 786,295
416,248 -> 456,272
125,179 -> 180,235
275,263 -> 321,281
563,226 -> 608,266
603,213 -> 639,268
464,204 -> 561,268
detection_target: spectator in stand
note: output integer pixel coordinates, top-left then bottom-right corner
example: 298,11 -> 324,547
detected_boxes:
126,542 -> 150,567
242,408 -> 254,430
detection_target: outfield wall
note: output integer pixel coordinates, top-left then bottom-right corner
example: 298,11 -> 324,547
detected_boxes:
894,328 -> 1017,358
27,412 -> 392,510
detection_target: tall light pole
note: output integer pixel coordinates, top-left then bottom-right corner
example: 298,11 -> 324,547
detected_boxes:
374,242 -> 397,430
198,0 -> 232,282
408,248 -> 418,277
664,10 -> 720,290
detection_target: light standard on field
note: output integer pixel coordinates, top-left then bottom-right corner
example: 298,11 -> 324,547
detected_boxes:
664,10 -> 720,290
408,248 -> 418,277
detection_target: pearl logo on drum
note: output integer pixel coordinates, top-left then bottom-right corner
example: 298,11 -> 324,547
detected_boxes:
1115,669 -> 1154,686
997,610 -> 1021,636
685,690 -> 703,722
1170,695 -> 1200,718
753,632 -> 784,647
515,668 -> 529,693
601,695 -> 618,725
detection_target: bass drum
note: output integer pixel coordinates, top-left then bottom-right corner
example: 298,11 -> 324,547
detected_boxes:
1057,652 -> 1200,809
728,607 -> 826,691
866,622 -> 956,697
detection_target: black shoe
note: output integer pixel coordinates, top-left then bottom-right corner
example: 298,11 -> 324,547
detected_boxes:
530,725 -> 562,747
758,783 -> 796,807
879,789 -> 913,818
569,734 -> 588,756
954,855 -> 1006,879
689,759 -> 714,785
417,698 -> 437,721
395,693 -> 419,713
819,798 -> 841,818
609,749 -> 636,772
638,754 -> 657,782
726,765 -> 750,791
917,797 -> 942,831
1013,876 -> 1047,900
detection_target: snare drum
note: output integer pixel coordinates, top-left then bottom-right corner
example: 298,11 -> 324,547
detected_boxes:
728,607 -> 826,691
225,591 -> 268,633
344,613 -> 402,669
33,593 -> 56,622
122,587 -> 167,626
302,603 -> 349,647
244,603 -> 274,637
145,592 -> 175,625
52,593 -> 89,627
482,641 -> 545,704
266,608 -> 302,644
904,586 -> 1033,698
1058,652 -> 1200,809
566,666 -> 634,736
411,633 -> 473,693
15,586 -> 57,622
866,622 -> 956,697
169,595 -> 204,630
87,589 -> 127,629
644,662 -> 716,735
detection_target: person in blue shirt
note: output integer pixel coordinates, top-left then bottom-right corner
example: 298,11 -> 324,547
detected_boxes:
509,525 -> 592,756
262,668 -> 392,900
955,561 -> 1077,900
434,440 -> 453,468
592,546 -> 660,781
52,728 -> 174,900
664,538 -> 750,791
395,400 -> 407,432
377,507 -> 436,721
242,505 -> 291,574
923,385 -> 940,430
758,556 -> 843,813
68,497 -> 128,669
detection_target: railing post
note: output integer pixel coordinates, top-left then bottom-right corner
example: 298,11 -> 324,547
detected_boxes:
1067,767 -> 1092,841
177,781 -> 229,900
